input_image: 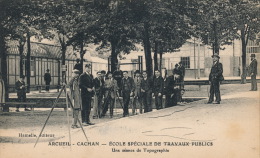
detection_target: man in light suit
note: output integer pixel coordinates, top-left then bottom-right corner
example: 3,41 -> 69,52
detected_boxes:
133,70 -> 142,115
207,53 -> 223,104
249,54 -> 258,91
101,71 -> 118,118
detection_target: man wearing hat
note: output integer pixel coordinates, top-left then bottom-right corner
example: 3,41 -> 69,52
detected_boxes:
208,53 -> 223,104
79,64 -> 95,125
67,69 -> 81,128
15,75 -> 30,112
249,54 -> 258,91
44,69 -> 51,92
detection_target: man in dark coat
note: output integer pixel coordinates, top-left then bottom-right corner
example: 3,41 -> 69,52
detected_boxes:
153,70 -> 164,110
140,71 -> 153,113
15,75 -> 30,112
208,53 -> 223,104
120,71 -> 135,117
79,64 -> 94,125
249,54 -> 258,91
164,74 -> 176,108
44,69 -> 51,92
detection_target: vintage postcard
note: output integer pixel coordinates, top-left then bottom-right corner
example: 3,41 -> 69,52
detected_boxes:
0,0 -> 259,158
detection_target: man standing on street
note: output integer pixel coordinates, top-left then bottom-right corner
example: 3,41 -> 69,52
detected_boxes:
121,71 -> 134,117
249,54 -> 258,91
164,73 -> 175,108
153,70 -> 164,110
102,71 -> 118,118
93,71 -> 104,118
44,69 -> 51,92
140,71 -> 153,113
79,64 -> 94,125
133,70 -> 142,115
208,53 -> 223,104
15,75 -> 30,112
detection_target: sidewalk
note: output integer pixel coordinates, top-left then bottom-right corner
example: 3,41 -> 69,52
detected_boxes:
0,84 -> 259,158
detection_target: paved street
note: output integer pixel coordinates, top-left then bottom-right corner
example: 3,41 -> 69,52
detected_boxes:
0,83 -> 259,158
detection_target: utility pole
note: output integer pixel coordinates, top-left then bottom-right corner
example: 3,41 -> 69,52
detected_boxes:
193,38 -> 197,79
198,38 -> 201,79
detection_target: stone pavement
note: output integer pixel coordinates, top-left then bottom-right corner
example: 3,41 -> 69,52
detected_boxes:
1,84 -> 259,158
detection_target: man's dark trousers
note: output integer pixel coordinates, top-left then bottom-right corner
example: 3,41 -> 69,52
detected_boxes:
154,92 -> 162,110
142,91 -> 152,113
122,90 -> 131,116
251,75 -> 257,91
46,81 -> 50,91
209,80 -> 221,102
81,92 -> 92,123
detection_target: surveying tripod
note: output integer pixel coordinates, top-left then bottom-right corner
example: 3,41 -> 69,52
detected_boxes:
34,84 -> 88,148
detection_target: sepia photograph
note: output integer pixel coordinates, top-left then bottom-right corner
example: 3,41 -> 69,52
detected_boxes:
0,0 -> 259,158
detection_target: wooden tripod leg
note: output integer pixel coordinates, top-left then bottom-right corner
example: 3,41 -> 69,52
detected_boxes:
34,85 -> 66,148
67,93 -> 89,141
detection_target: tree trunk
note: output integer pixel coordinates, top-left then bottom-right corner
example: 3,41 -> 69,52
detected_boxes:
18,41 -> 25,77
159,51 -> 163,73
241,28 -> 247,84
154,41 -> 158,72
61,43 -> 66,83
213,20 -> 219,55
26,31 -> 31,92
143,22 -> 153,78
111,40 -> 118,73
80,39 -> 84,74
0,30 -> 8,101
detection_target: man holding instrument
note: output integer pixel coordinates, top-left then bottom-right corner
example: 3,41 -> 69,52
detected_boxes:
101,71 -> 118,118
68,69 -> 81,128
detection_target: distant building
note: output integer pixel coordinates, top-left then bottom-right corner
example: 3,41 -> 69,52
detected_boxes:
6,41 -> 77,92
122,38 -> 260,78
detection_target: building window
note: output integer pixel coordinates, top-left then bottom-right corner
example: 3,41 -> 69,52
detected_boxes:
180,57 -> 190,68
246,39 -> 260,54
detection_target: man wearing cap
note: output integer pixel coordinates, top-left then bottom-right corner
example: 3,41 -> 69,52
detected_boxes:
15,75 -> 30,112
79,64 -> 94,125
208,53 -> 223,104
249,54 -> 258,91
44,69 -> 51,92
67,69 -> 81,128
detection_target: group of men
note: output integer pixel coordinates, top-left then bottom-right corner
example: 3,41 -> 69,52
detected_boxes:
11,53 -> 257,129
67,61 -> 187,128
